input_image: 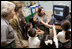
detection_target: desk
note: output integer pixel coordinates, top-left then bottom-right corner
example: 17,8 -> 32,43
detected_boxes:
55,25 -> 62,30
48,18 -> 62,30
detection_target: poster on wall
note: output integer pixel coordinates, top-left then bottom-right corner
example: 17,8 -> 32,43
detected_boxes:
22,7 -> 31,17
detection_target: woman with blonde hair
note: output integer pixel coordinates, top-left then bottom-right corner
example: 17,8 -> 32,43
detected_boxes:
10,2 -> 25,48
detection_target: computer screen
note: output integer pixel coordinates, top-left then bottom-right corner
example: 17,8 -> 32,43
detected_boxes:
53,5 -> 69,21
54,7 -> 64,16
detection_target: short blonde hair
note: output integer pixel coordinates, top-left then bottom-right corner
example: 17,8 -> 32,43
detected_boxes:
1,1 -> 15,17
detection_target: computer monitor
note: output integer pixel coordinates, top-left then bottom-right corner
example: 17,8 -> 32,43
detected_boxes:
53,5 -> 69,21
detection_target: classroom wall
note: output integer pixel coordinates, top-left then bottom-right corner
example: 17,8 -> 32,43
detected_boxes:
39,1 -> 71,12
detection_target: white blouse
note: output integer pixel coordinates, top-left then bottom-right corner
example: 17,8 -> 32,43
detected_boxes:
28,36 -> 40,48
57,31 -> 69,43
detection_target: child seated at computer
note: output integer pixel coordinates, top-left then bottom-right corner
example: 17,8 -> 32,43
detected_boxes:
28,28 -> 44,48
57,20 -> 71,48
